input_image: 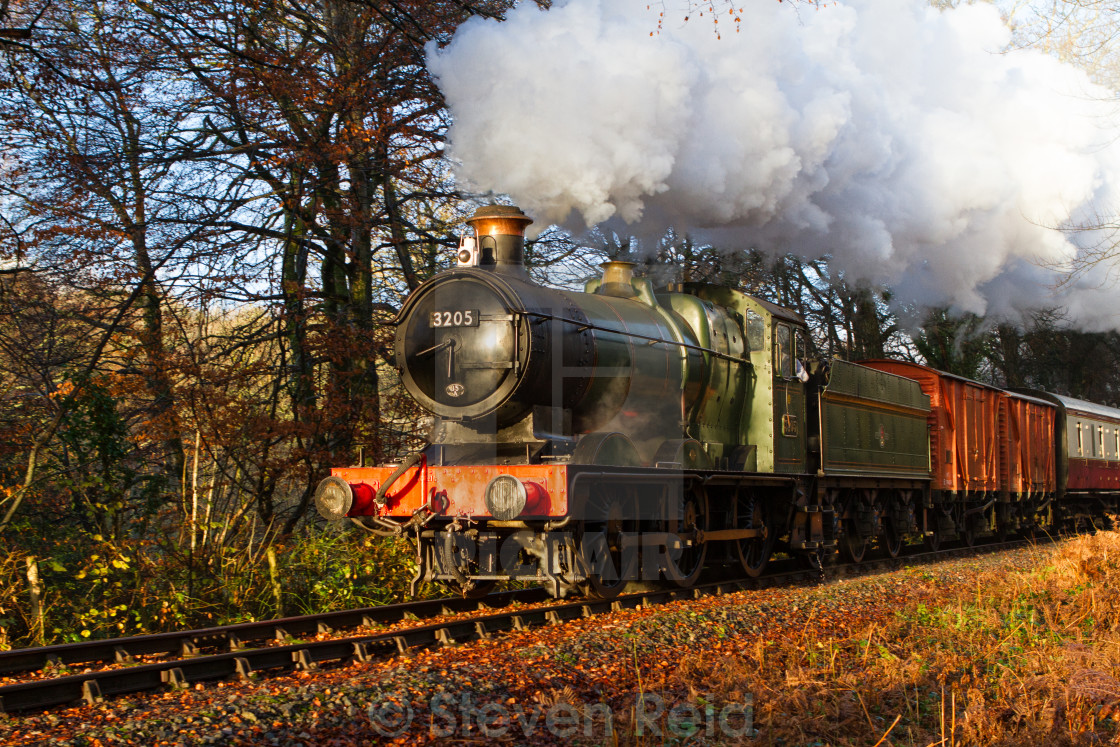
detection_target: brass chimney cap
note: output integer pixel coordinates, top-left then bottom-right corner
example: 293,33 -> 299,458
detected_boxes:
467,204 -> 533,238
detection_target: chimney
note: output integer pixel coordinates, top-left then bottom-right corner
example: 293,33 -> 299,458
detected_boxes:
466,204 -> 533,276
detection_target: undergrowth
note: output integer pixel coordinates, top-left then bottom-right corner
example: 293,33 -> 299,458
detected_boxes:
0,527 -> 424,648
666,533 -> 1120,746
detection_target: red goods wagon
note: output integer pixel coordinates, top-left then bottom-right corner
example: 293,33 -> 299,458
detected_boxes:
860,361 -> 1001,496
1000,392 -> 1057,499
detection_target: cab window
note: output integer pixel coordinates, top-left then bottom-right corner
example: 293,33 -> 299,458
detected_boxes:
775,324 -> 792,379
743,310 -> 764,352
796,329 -> 808,376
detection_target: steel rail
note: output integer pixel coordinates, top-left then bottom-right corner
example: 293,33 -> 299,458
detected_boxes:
0,587 -> 548,679
0,536 -> 1050,715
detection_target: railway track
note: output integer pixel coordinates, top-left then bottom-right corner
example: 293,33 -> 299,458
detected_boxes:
0,537 -> 1049,715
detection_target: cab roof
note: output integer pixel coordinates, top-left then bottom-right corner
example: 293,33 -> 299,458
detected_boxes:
749,295 -> 806,326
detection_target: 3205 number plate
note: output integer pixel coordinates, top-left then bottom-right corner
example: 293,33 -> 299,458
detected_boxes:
430,310 -> 479,328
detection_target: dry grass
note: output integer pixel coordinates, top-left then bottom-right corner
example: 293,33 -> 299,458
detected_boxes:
662,533 -> 1120,746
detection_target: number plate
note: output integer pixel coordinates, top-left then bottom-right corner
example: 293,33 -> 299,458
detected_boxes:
430,310 -> 479,328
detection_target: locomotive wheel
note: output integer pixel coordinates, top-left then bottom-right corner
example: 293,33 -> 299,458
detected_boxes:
734,491 -> 773,578
882,519 -> 903,558
842,522 -> 867,563
578,488 -> 637,600
666,489 -> 708,588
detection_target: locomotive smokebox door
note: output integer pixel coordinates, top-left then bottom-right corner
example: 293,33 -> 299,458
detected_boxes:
397,277 -> 525,419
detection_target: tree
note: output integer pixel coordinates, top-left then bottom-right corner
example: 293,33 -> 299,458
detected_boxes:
911,308 -> 990,379
132,0 -> 514,531
0,0 -> 238,532
1,0 -> 521,536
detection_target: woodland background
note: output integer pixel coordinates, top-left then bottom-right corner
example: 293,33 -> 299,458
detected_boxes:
0,0 -> 1117,647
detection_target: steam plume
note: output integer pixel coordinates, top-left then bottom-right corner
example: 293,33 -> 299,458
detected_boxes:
427,0 -> 1120,328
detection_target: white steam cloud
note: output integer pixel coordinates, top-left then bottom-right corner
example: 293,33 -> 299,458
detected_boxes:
427,0 -> 1120,328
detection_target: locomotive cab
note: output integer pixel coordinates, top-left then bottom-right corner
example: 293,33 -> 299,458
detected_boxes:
762,304 -> 811,474
660,283 -> 811,474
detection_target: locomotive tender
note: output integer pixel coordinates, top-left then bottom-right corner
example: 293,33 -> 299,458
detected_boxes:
313,204 -> 1120,598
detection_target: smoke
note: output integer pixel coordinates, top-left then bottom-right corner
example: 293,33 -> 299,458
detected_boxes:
426,0 -> 1120,328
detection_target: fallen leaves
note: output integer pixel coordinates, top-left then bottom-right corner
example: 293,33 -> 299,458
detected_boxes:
6,539 -> 1120,745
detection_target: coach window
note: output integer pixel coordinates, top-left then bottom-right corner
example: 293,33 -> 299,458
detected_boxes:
1100,425 -> 1105,458
775,324 -> 793,379
1077,423 -> 1084,457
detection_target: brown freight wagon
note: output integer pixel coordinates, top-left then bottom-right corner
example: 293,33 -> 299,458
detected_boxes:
860,360 -> 1057,543
1000,390 -> 1058,536
1001,391 -> 1057,500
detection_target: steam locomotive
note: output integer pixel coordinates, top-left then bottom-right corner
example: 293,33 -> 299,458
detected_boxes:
313,204 -> 1120,598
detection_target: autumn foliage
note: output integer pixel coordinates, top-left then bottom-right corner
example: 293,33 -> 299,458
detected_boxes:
0,0 -> 501,646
